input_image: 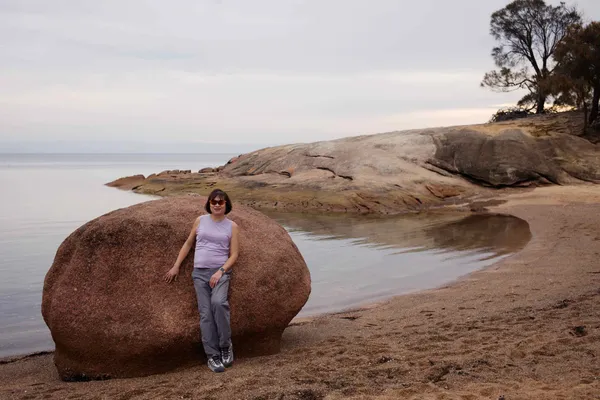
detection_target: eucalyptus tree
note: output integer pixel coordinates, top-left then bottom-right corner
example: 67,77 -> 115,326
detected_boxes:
481,0 -> 581,114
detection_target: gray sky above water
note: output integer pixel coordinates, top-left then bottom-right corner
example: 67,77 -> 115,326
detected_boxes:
1,0 -> 599,153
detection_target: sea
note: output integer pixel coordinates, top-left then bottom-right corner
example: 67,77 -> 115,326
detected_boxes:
0,153 -> 531,358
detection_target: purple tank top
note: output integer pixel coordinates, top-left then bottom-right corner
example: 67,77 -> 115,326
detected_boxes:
194,215 -> 233,269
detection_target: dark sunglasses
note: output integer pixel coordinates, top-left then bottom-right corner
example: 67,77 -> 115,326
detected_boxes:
210,199 -> 225,206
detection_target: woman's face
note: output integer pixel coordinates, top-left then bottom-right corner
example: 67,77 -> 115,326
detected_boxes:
210,196 -> 226,216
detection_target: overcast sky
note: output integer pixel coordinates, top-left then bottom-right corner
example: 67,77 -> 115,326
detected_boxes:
1,0 -> 599,152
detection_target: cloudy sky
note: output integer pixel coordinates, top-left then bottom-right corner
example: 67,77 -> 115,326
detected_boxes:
1,0 -> 599,152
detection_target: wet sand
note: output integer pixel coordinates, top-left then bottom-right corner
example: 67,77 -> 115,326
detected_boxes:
1,185 -> 600,399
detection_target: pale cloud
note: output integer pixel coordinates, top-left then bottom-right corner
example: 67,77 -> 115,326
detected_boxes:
1,0 -> 599,151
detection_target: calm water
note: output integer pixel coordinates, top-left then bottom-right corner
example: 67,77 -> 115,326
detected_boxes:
0,153 -> 235,358
0,153 -> 531,358
267,211 -> 531,316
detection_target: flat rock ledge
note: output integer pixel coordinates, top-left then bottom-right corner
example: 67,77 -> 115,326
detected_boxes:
107,112 -> 600,214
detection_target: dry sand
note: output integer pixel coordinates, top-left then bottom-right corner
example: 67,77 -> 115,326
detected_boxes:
1,185 -> 599,400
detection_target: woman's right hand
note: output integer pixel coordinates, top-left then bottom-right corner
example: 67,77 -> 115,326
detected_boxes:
164,266 -> 180,283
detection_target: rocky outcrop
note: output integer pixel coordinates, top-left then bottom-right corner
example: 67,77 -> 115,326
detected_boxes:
106,112 -> 600,214
42,196 -> 311,380
157,169 -> 191,175
105,174 -> 146,190
430,129 -> 558,186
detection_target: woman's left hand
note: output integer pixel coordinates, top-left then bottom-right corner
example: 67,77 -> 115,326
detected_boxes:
209,270 -> 223,288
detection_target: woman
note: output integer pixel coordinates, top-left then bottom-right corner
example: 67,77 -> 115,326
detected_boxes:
164,189 -> 240,373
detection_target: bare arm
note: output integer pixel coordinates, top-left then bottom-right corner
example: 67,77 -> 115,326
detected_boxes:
164,217 -> 200,283
209,222 -> 240,288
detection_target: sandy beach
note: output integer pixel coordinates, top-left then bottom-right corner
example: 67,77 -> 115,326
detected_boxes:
1,185 -> 599,400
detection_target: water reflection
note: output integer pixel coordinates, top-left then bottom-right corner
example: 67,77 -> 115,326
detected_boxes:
263,211 -> 531,257
422,214 -> 531,258
262,211 -> 531,316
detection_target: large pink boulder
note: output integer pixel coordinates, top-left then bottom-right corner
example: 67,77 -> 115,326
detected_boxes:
42,196 -> 311,380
